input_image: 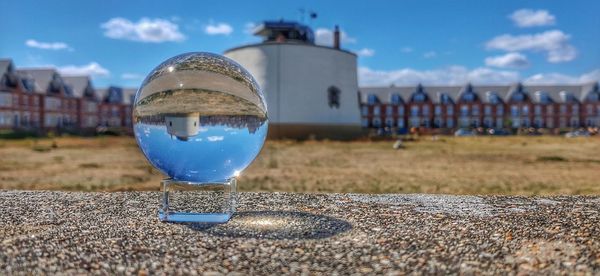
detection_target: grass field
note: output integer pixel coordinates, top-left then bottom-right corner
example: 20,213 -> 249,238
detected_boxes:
0,136 -> 599,195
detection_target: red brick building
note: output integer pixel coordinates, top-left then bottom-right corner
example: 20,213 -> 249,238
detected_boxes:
360,82 -> 600,134
0,59 -> 134,134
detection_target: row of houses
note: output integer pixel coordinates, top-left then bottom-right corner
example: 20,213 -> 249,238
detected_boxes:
359,82 -> 600,133
3,56 -> 600,136
0,59 -> 136,133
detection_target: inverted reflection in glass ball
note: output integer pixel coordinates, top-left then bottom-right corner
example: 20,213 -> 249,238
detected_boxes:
133,52 -> 268,182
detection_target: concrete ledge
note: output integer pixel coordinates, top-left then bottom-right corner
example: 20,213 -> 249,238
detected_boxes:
1,191 -> 599,274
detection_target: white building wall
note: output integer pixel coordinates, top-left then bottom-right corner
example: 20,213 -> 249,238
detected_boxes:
225,43 -> 361,126
165,114 -> 200,139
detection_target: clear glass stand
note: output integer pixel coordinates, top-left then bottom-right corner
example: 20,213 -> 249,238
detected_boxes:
159,178 -> 237,223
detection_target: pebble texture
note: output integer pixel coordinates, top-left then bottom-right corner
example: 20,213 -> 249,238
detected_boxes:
0,191 -> 599,275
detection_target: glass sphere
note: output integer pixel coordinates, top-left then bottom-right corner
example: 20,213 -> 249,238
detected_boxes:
133,52 -> 268,182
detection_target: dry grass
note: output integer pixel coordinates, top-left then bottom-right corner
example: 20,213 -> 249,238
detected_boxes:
0,136 -> 599,195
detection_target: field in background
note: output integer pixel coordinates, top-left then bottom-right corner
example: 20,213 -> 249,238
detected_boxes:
0,136 -> 599,195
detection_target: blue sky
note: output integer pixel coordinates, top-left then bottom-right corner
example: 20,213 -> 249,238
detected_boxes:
1,0 -> 598,87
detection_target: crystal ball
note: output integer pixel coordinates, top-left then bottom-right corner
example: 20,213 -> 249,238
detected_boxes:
133,52 -> 268,182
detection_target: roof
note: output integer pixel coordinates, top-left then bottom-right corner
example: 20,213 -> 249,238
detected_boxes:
518,85 -> 579,103
359,86 -> 413,104
0,59 -> 13,78
16,68 -> 60,94
580,82 -> 600,102
254,20 -> 315,44
359,83 -> 599,104
62,76 -> 92,98
462,85 -> 510,104
96,86 -> 137,104
122,88 -> 137,105
423,86 -> 462,104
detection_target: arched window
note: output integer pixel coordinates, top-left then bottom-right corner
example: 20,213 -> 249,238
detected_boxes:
511,92 -> 526,102
410,106 -> 419,116
411,84 -> 428,103
440,93 -> 453,105
460,84 -> 477,103
390,94 -> 403,105
559,91 -> 578,104
534,91 -> 553,104
106,86 -> 123,103
367,94 -> 379,105
460,105 -> 469,117
412,93 -> 426,103
460,92 -> 477,102
585,91 -> 599,102
48,73 -> 64,94
21,78 -> 35,92
496,105 -> 504,116
327,86 -> 341,108
486,91 -> 503,105
373,106 -> 381,116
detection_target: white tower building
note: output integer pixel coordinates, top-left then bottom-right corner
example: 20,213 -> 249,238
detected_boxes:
165,112 -> 200,141
224,21 -> 363,139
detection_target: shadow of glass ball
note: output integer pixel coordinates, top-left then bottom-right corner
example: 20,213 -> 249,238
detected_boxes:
185,211 -> 352,240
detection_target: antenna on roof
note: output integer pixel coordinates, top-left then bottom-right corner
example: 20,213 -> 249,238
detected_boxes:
308,10 -> 317,27
298,8 -> 317,25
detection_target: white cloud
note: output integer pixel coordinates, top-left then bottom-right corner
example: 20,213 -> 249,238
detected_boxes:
484,52 -> 530,69
204,22 -> 233,35
580,70 -> 600,83
524,69 -> 600,84
467,67 -> 522,84
485,30 -> 577,63
355,48 -> 375,57
546,45 -> 577,63
315,28 -> 356,46
207,136 -> 224,142
509,9 -> 556,27
101,17 -> 185,43
57,62 -> 110,77
121,73 -> 144,80
244,22 -> 258,34
25,39 -> 73,51
359,66 -> 600,86
524,73 -> 578,84
359,66 -> 519,86
423,51 -> 437,59
401,47 -> 413,53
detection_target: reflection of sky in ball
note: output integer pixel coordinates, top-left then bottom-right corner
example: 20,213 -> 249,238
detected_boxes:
135,122 -> 267,182
132,52 -> 268,183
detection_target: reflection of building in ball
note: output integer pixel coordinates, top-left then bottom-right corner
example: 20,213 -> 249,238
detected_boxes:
133,52 -> 268,184
225,21 -> 363,140
165,113 -> 200,141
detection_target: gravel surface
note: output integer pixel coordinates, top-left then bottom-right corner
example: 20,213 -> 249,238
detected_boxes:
0,191 -> 599,275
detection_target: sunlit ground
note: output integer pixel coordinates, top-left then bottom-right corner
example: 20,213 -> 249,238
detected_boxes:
0,135 -> 599,195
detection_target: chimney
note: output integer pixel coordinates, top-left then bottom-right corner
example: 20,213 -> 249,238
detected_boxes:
333,25 -> 340,49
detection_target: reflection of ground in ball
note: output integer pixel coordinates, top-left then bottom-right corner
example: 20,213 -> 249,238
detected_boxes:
187,211 -> 352,240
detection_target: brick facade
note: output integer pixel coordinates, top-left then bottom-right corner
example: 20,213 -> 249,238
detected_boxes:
0,59 -> 133,133
360,83 -> 600,133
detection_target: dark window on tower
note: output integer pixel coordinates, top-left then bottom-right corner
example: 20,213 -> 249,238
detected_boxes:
328,86 -> 341,108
